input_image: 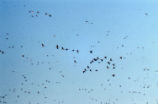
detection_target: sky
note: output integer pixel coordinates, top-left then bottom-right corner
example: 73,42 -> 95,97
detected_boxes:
1,0 -> 158,104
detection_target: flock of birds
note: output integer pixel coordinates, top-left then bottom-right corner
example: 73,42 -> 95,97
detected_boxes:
81,56 -> 119,74
55,44 -> 79,54
28,10 -> 52,18
0,2 -> 157,104
53,44 -> 123,76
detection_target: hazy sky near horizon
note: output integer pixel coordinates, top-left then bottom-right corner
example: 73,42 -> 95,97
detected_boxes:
1,0 -> 158,104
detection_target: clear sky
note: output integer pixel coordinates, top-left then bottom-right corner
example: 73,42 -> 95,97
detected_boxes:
1,0 -> 158,104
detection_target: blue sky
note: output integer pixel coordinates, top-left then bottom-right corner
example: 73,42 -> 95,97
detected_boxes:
1,0 -> 158,104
